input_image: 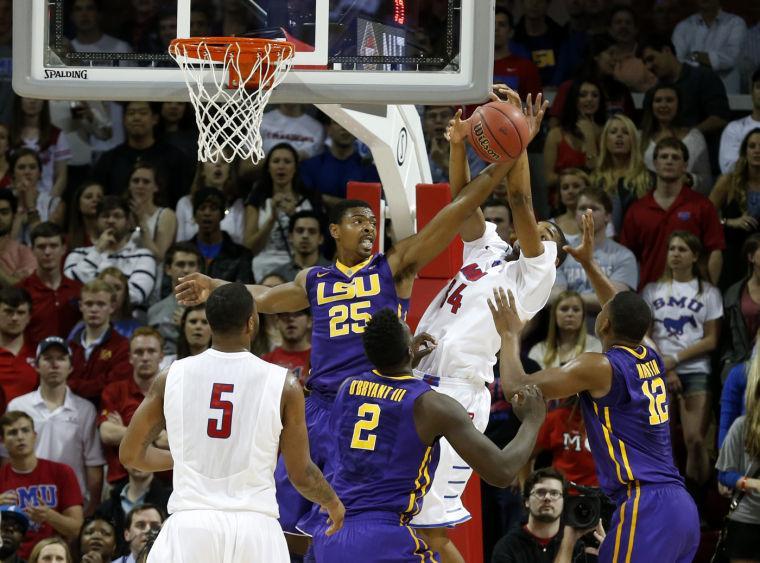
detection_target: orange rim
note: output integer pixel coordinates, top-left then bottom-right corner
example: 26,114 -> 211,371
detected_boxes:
169,37 -> 295,63
169,37 -> 295,89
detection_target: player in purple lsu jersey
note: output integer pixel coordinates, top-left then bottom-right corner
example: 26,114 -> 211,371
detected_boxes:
308,308 -> 546,562
489,211 -> 700,563
174,144 -> 533,546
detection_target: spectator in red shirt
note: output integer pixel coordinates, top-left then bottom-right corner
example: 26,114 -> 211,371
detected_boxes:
99,327 -> 166,486
0,287 -> 37,407
68,279 -> 132,404
530,398 -> 598,487
19,222 -> 82,349
0,411 -> 83,559
620,137 -> 725,289
493,9 -> 542,101
262,309 -> 312,386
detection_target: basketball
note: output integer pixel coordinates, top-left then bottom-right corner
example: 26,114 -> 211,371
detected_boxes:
467,102 -> 531,163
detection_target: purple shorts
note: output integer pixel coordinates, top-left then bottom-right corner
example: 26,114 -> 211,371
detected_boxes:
600,483 -> 699,563
312,513 -> 439,563
275,393 -> 334,534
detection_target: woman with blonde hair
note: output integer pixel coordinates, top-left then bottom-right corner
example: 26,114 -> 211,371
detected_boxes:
642,231 -> 722,485
710,128 -> 760,289
28,537 -> 73,563
528,290 -> 602,369
720,330 -> 760,448
551,168 -> 590,238
715,370 -> 760,562
591,114 -> 651,234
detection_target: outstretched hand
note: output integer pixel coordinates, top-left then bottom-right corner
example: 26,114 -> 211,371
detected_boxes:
491,85 -> 548,144
175,272 -> 214,306
444,109 -> 469,145
564,209 -> 595,266
487,287 -> 524,339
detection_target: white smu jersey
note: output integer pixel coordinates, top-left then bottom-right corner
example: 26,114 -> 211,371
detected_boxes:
641,279 -> 723,375
164,349 -> 287,516
414,222 -> 557,384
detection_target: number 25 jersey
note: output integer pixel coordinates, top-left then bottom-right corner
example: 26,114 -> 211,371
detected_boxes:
306,254 -> 408,399
579,345 -> 684,501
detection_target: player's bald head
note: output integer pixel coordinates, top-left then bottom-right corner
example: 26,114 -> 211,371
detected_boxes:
607,291 -> 651,343
206,283 -> 256,336
362,308 -> 410,371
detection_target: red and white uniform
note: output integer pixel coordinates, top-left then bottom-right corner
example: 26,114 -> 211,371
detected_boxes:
148,348 -> 289,563
412,222 -> 556,527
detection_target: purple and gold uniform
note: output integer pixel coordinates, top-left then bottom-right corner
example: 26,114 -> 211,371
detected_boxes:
311,370 -> 440,562
579,345 -> 699,563
274,254 -> 409,532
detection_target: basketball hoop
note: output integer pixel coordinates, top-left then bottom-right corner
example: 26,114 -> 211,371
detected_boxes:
169,37 -> 295,164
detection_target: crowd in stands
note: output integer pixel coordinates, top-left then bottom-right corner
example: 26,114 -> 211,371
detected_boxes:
0,0 -> 759,562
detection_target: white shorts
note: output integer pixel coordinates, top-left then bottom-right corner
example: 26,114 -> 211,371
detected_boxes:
411,379 -> 491,528
147,510 -> 289,563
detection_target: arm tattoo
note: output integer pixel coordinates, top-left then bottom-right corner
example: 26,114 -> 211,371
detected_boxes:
508,191 -> 532,208
295,462 -> 337,507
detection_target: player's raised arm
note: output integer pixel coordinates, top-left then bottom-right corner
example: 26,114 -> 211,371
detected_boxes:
489,287 -> 612,401
446,110 -> 488,242
415,384 -> 546,487
176,269 -> 311,313
499,90 -> 549,259
279,373 -> 344,536
119,369 -> 174,473
387,160 -> 514,282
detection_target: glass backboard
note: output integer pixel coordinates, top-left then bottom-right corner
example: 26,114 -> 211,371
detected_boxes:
13,0 -> 494,104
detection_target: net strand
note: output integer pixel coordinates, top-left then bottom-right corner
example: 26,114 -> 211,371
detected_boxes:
169,40 -> 294,164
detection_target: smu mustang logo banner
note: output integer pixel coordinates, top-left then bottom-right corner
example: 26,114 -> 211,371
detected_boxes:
650,295 -> 704,336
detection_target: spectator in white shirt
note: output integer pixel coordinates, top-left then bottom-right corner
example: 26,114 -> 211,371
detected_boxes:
69,0 -> 132,57
64,196 -> 157,307
719,69 -> 760,173
671,0 -> 747,94
259,104 -> 326,161
6,336 -> 105,516
552,186 -> 638,331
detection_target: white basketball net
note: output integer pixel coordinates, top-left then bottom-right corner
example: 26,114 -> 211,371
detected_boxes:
169,39 -> 295,164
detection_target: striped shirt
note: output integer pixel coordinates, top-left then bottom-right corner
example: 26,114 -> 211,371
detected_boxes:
63,240 -> 157,306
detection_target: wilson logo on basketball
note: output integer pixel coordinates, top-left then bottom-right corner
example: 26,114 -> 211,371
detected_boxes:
473,122 -> 501,161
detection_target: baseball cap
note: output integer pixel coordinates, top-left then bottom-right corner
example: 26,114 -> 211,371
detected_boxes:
35,336 -> 72,363
0,505 -> 30,534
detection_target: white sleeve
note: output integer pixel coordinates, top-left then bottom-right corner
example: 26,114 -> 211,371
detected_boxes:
704,285 -> 724,321
706,17 -> 747,72
462,221 -> 509,263
641,284 -> 656,310
509,241 -> 557,320
175,197 -> 193,242
81,402 -> 106,466
64,246 -> 104,283
127,253 -> 158,306
719,121 -> 742,173
671,20 -> 692,62
528,342 -> 545,369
